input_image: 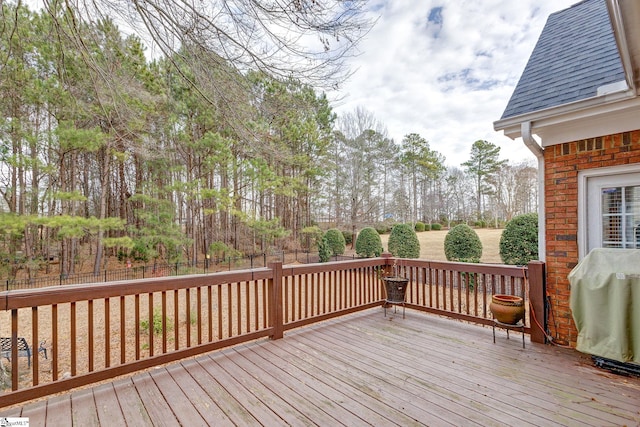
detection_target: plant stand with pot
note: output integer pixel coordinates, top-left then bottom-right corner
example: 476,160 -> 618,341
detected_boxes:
490,294 -> 526,348
383,276 -> 410,319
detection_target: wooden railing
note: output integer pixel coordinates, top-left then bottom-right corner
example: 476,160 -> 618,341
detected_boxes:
0,256 -> 544,408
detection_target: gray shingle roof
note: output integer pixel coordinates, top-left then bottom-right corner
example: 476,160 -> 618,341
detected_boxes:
500,0 -> 625,120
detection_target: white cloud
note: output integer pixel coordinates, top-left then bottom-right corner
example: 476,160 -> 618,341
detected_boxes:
329,0 -> 578,166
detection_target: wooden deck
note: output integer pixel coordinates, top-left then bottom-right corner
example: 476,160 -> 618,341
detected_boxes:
1,308 -> 639,426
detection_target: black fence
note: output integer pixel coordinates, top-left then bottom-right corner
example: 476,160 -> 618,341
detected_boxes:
2,251 -> 358,291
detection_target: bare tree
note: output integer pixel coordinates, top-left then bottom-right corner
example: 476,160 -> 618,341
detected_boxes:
43,0 -> 373,91
332,107 -> 388,240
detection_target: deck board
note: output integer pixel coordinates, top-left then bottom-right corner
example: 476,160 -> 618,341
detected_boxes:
44,394 -> 72,426
131,372 -> 182,427
148,367 -> 209,427
163,362 -> 233,425
112,378 -> 153,427
2,308 -> 640,426
70,387 -> 99,426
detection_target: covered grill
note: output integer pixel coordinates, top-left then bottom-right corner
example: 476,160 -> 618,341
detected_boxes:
569,248 -> 640,367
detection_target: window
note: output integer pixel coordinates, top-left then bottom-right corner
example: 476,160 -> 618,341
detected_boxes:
600,185 -> 640,248
579,166 -> 640,258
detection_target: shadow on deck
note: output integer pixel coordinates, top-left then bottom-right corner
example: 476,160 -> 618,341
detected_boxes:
2,308 -> 639,426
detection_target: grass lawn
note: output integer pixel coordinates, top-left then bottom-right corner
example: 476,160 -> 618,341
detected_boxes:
379,228 -> 504,264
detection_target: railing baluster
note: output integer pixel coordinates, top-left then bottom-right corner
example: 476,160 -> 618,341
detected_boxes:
298,275 -> 303,320
120,296 -> 126,364
198,286 -> 203,343
162,291 -> 167,353
105,298 -> 110,368
284,277 -> 290,323
134,295 -> 140,360
71,302 -> 77,376
32,307 -> 39,386
227,283 -> 232,338
262,280 -> 267,329
236,282 -> 241,334
148,293 -> 154,357
208,285 -> 213,341
88,300 -> 94,371
52,304 -> 58,381
11,309 -> 18,390
186,288 -> 191,348
218,285 -> 223,340
174,290 -> 179,351
254,281 -> 259,332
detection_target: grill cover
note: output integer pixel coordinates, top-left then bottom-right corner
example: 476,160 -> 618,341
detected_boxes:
569,248 -> 640,363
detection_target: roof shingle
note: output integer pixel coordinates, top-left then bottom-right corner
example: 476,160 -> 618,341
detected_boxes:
500,0 -> 625,120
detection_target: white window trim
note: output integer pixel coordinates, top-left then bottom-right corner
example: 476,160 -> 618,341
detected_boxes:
578,164 -> 640,259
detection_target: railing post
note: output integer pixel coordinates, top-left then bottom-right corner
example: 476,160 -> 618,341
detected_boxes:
527,261 -> 547,344
268,261 -> 284,340
381,252 -> 394,277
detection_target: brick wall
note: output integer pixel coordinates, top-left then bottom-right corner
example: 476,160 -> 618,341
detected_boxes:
544,129 -> 640,346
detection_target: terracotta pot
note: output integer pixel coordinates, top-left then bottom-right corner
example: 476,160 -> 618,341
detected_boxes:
383,276 -> 409,302
490,294 -> 525,325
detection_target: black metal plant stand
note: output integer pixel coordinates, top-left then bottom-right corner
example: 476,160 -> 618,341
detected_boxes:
492,320 -> 526,348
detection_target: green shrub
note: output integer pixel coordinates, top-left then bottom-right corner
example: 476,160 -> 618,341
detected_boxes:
375,226 -> 389,235
324,228 -> 346,256
130,240 -> 151,262
318,235 -> 331,262
424,223 -> 431,231
342,230 -> 353,245
500,213 -> 539,265
415,221 -> 425,232
355,227 -> 383,258
431,223 -> 442,231
387,223 -> 420,258
444,224 -> 482,263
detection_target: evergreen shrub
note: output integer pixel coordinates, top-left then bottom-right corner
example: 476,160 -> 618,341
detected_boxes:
324,228 -> 346,256
499,213 -> 538,265
415,221 -> 425,232
342,230 -> 353,245
387,223 -> 420,258
444,224 -> 482,263
318,235 -> 331,262
431,223 -> 442,231
355,227 -> 383,258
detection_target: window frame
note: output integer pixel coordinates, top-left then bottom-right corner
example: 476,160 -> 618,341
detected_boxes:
578,164 -> 640,259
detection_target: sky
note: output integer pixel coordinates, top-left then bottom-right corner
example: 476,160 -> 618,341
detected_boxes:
328,0 -> 578,167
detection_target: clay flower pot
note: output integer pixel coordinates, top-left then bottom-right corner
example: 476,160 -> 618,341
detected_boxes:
490,294 -> 525,325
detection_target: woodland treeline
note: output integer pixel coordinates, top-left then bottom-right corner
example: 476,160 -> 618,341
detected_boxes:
0,3 -> 537,278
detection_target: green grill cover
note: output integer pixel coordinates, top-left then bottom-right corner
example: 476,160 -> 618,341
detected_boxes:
569,248 -> 640,363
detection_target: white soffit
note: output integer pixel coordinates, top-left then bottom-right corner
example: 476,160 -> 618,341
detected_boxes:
535,96 -> 640,145
495,92 -> 640,143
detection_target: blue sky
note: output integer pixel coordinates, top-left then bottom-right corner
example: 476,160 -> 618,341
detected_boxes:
329,0 -> 578,166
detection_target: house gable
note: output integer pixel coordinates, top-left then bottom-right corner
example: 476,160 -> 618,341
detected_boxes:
500,0 -> 625,120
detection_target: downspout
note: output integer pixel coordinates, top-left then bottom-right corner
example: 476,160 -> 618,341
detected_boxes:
521,121 -> 545,261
